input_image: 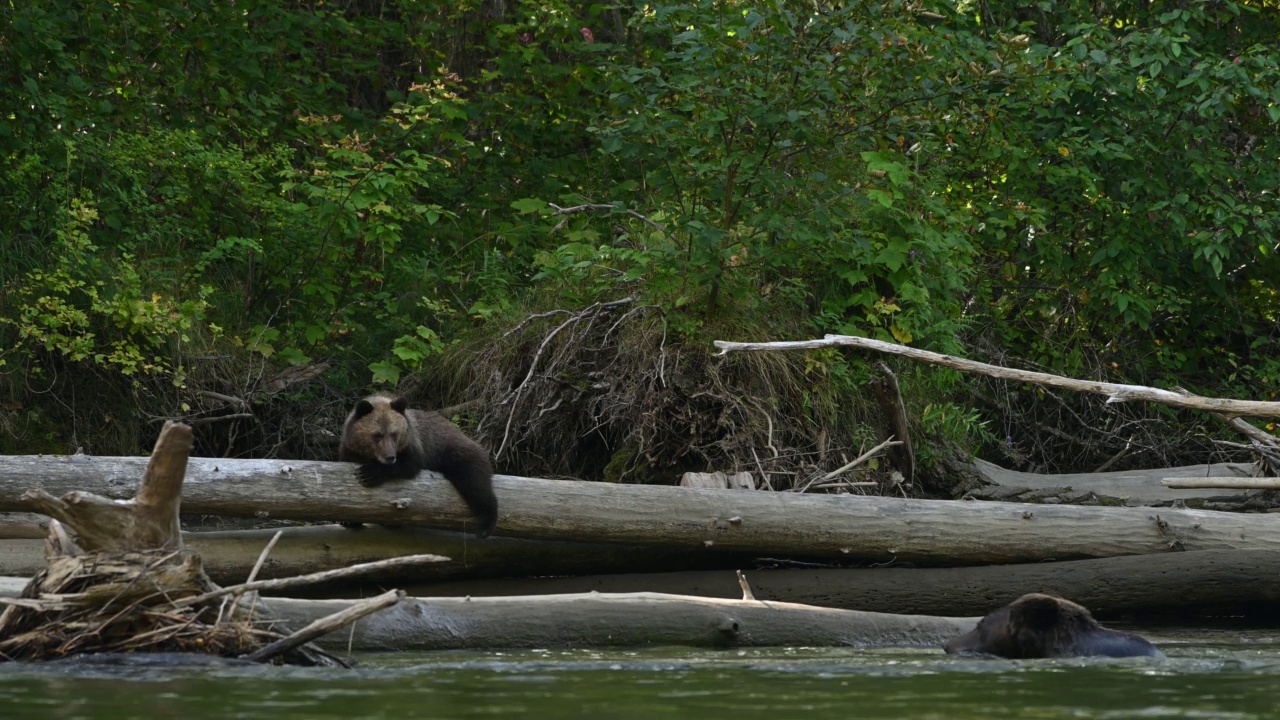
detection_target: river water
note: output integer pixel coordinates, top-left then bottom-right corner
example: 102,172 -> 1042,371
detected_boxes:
2,628 -> 1277,719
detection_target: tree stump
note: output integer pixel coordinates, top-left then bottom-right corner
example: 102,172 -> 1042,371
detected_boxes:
0,422 -> 345,665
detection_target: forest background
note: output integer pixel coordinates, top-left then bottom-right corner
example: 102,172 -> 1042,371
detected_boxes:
1,0 -> 1276,494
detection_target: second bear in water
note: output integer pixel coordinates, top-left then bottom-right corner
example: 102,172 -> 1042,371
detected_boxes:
340,394 -> 498,538
944,593 -> 1163,659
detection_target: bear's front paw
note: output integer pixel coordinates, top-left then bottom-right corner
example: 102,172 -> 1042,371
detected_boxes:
357,465 -> 388,488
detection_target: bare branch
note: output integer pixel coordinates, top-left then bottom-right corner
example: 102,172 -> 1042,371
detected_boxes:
715,335 -> 1280,420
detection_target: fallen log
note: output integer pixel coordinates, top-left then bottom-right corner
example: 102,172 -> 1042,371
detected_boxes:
5,455 -> 1280,564
380,549 -> 1280,618
0,512 -> 48,539
0,524 -> 758,587
0,576 -> 23,598
972,458 -> 1266,507
1162,477 -> 1280,490
263,592 -> 979,651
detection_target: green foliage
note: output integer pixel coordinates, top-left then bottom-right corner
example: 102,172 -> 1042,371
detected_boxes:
519,1 -> 988,349
1,0 -> 1277,458
962,1 -> 1280,381
0,194 -> 211,379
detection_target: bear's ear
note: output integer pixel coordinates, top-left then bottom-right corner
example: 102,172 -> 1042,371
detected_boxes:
390,396 -> 410,414
354,399 -> 376,418
1012,594 -> 1063,631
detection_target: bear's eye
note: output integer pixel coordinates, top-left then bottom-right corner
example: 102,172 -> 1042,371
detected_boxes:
371,432 -> 384,441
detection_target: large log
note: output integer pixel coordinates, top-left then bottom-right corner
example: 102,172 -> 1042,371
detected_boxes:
4,455 -> 1280,564
383,549 -> 1280,618
0,525 -> 757,586
0,513 -> 49,539
263,592 -> 979,651
972,458 -> 1262,507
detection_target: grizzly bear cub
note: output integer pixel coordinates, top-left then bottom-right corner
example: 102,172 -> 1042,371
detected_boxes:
340,394 -> 497,538
944,593 -> 1163,659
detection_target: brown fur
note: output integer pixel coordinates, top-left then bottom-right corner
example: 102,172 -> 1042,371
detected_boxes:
944,593 -> 1163,659
340,394 -> 497,538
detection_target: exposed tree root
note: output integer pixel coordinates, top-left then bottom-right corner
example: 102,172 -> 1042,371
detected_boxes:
0,421 -> 367,666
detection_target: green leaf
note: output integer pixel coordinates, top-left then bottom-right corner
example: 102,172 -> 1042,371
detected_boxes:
368,360 -> 401,387
511,198 -> 547,214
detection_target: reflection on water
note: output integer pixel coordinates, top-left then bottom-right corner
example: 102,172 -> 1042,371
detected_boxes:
1,628 -> 1278,720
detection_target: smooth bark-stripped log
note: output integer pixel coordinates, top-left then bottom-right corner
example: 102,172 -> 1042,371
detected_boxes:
4,456 -> 1280,564
0,576 -> 24,598
974,458 -> 1259,506
714,335 -> 1280,419
263,592 -> 979,651
0,525 -> 759,586
385,549 -> 1280,618
0,513 -> 48,539
1162,477 -> 1280,490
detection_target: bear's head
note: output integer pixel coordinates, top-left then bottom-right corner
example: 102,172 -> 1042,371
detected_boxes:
944,593 -> 1163,659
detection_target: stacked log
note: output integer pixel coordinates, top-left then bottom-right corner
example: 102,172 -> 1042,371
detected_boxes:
3,457 -> 1279,621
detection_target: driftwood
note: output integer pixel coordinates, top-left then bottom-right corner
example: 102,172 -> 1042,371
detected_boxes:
0,513 -> 49,539
971,458 -> 1271,508
714,334 -> 1280,420
0,577 -> 23,598
0,525 -> 760,586
381,549 -> 1280,619
5,456 -> 1280,565
0,423 -> 391,665
245,589 -> 402,663
19,424 -> 189,553
1162,477 -> 1280,490
681,471 -> 755,489
263,592 -> 979,652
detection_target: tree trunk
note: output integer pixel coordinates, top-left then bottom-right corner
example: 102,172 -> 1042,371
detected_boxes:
5,455 -> 1280,564
972,458 -> 1265,507
870,362 -> 915,483
383,549 -> 1280,619
0,524 -> 759,586
19,422 -> 191,552
263,592 -> 978,652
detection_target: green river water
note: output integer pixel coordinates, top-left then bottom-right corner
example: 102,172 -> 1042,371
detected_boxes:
2,628 -> 1278,719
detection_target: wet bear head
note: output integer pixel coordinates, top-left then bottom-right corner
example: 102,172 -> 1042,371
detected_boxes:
944,593 -> 1163,659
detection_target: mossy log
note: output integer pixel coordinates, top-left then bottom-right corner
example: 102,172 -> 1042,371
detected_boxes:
5,455 -> 1280,565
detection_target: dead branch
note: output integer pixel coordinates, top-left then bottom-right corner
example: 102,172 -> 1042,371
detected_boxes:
173,553 -> 451,608
496,297 -> 637,459
244,589 -> 401,663
802,438 -> 903,490
547,202 -> 668,236
714,335 -> 1280,420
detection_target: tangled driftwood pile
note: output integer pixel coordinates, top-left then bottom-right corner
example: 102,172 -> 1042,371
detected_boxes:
0,422 -> 421,665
